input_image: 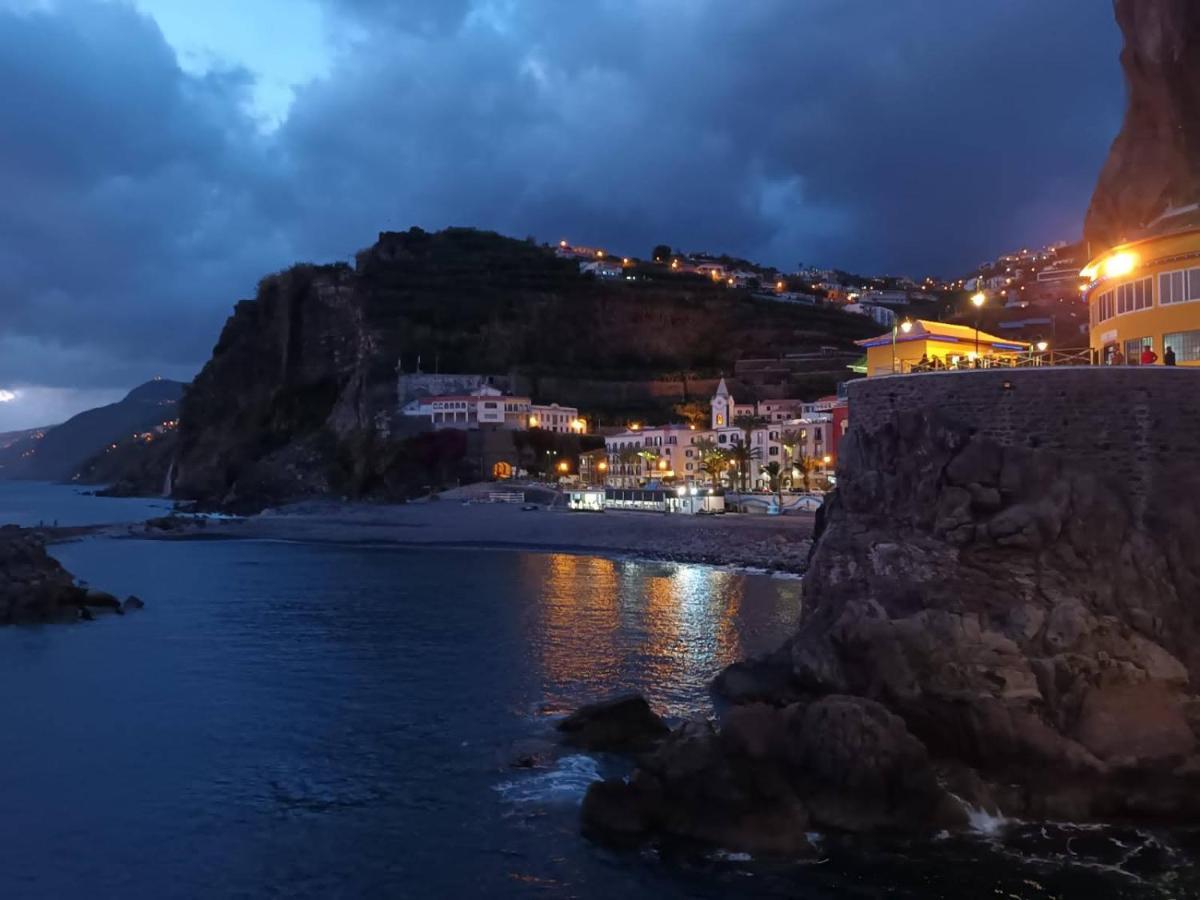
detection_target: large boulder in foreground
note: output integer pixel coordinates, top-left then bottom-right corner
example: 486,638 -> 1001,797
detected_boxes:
582,696 -> 961,853
0,526 -> 140,624
720,398 -> 1200,826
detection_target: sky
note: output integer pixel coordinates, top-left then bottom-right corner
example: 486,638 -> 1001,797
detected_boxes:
0,0 -> 1124,429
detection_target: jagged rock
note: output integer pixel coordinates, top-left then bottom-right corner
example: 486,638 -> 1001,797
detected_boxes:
1085,0 -> 1200,248
82,590 -> 121,611
121,595 -> 146,613
0,526 -> 87,624
556,694 -> 669,752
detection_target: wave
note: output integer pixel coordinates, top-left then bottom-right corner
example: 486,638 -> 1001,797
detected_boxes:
494,754 -> 602,806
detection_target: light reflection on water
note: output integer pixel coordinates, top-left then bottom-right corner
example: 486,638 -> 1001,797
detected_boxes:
528,554 -> 798,717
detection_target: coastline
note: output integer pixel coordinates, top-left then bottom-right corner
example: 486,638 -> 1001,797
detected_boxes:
135,500 -> 816,573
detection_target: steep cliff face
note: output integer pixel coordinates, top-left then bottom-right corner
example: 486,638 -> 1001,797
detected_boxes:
1085,0 -> 1200,248
171,227 -> 874,508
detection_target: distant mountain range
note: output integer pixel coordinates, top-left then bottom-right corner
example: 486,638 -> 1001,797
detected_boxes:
0,379 -> 184,482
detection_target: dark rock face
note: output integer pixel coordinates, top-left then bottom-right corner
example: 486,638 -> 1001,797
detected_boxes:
557,694 -> 669,752
738,408 -> 1200,824
0,527 -> 144,624
0,526 -> 85,623
582,697 -> 959,853
1085,0 -> 1200,248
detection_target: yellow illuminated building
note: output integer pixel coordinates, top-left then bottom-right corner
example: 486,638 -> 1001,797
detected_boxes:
856,320 -> 1031,376
1083,224 -> 1200,366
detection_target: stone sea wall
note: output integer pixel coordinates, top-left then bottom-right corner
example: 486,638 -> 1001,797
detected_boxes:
848,368 -> 1200,509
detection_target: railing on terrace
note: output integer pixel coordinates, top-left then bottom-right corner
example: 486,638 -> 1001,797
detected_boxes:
889,348 -> 1096,376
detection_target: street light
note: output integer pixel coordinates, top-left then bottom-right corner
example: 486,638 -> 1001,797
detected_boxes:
891,317 -> 914,373
971,292 -> 986,359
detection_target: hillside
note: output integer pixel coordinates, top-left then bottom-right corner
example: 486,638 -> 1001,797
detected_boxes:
0,380 -> 183,482
172,227 -> 875,507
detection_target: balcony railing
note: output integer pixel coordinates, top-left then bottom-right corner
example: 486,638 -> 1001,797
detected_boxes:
893,348 -> 1096,375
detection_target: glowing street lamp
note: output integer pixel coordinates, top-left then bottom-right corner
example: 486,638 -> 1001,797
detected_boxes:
891,317 -> 914,373
557,460 -> 569,474
971,292 -> 986,358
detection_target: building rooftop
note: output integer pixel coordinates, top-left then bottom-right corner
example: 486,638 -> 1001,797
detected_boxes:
857,319 -> 1030,352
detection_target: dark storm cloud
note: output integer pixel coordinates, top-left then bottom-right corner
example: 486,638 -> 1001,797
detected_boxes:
0,0 -> 1122,425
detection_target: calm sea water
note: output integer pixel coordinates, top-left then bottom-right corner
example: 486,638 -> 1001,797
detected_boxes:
0,480 -> 172,527
0,486 -> 1195,898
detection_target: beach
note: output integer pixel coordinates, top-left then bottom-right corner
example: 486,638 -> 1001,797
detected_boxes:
155,499 -> 817,573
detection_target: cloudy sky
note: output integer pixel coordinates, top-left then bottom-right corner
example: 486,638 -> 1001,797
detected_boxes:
0,0 -> 1123,429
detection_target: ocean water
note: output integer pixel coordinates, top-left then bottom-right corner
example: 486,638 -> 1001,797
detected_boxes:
0,491 -> 1196,897
0,480 -> 173,527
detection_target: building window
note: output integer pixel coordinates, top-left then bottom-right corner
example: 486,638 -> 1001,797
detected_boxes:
1115,277 -> 1152,315
1163,329 -> 1200,363
1160,268 -> 1200,305
686,463 -> 694,471
1124,336 -> 1153,363
769,446 -> 779,456
1097,290 -> 1114,322
685,449 -> 694,458
718,434 -> 727,444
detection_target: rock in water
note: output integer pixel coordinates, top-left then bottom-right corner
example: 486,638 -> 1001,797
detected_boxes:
121,595 -> 146,613
557,694 -> 669,752
0,526 -> 86,624
1085,0 -> 1200,248
0,526 -> 136,625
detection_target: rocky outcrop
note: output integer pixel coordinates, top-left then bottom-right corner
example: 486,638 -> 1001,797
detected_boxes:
583,371 -> 1200,852
0,526 -> 141,624
557,694 -> 670,753
1085,0 -> 1200,248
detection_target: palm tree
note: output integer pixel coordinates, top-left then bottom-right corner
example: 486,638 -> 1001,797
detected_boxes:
637,448 -> 662,482
792,453 -> 821,494
616,445 -> 641,487
726,440 -> 761,492
698,444 -> 729,487
779,428 -> 803,469
762,461 -> 785,504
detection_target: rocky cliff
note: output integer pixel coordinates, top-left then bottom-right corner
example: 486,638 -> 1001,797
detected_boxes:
1085,0 -> 1200,248
171,227 -> 873,509
583,369 -> 1200,851
0,527 -> 142,624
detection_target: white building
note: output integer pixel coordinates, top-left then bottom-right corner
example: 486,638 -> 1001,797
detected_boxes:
401,385 -> 585,434
603,379 -> 833,490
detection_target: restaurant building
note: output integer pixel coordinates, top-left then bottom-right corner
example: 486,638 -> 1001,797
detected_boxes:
1083,215 -> 1200,366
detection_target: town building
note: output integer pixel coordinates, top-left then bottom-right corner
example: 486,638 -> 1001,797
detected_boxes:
856,320 -> 1031,376
400,384 -> 585,433
603,379 -> 837,492
1082,213 -> 1200,366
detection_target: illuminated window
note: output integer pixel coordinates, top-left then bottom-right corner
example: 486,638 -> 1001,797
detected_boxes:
1115,277 -> 1152,315
1163,330 -> 1200,362
1160,268 -> 1200,305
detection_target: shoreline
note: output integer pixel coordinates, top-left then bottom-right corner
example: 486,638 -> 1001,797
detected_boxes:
128,501 -> 817,573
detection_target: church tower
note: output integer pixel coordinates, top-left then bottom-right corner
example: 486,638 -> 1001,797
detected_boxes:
711,378 -> 733,429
